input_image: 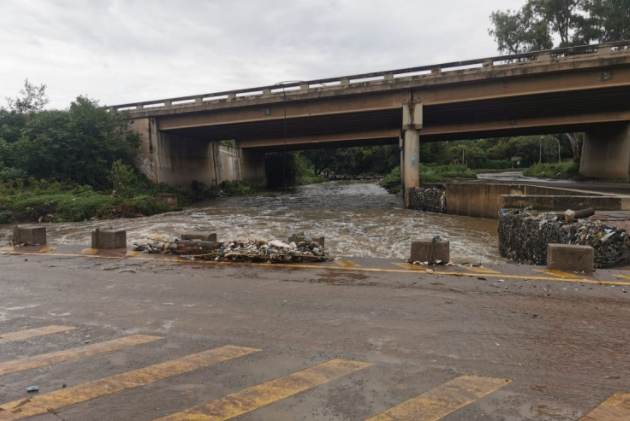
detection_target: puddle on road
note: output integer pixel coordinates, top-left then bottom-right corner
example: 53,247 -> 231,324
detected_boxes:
0,181 -> 503,263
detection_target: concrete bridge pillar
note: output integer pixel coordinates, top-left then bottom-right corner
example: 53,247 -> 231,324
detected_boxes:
580,122 -> 630,179
402,103 -> 423,206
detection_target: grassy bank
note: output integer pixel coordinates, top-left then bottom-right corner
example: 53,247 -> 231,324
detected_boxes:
523,162 -> 582,179
0,180 -> 182,225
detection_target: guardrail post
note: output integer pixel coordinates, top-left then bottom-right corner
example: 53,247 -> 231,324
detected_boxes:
340,78 -> 350,86
482,59 -> 493,68
195,97 -> 203,104
538,52 -> 552,62
384,74 -> 394,81
598,46 -> 613,55
227,93 -> 236,100
262,88 -> 271,96
431,67 -> 441,75
163,100 -> 172,107
300,83 -> 309,92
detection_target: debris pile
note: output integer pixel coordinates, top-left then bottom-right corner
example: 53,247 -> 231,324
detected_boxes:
408,186 -> 446,213
133,238 -> 330,263
498,208 -> 630,267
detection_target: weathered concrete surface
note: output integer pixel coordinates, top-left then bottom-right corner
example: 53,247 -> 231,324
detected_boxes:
410,239 -> 450,263
0,248 -> 629,419
180,232 -> 218,241
91,229 -> 127,249
12,226 -> 46,245
548,244 -> 595,274
501,194 -> 630,212
581,122 -> 630,179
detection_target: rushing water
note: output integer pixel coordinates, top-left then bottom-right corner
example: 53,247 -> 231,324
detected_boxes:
0,181 -> 503,263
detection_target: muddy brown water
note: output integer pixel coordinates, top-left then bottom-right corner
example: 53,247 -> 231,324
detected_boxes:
0,181 -> 503,263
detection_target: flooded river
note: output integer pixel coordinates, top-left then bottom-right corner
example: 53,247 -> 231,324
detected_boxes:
0,181 -> 503,263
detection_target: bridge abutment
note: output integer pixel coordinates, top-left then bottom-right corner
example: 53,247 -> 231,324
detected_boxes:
131,117 -> 267,190
581,122 -> 630,179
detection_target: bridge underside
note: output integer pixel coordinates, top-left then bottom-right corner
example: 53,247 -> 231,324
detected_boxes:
160,85 -> 630,152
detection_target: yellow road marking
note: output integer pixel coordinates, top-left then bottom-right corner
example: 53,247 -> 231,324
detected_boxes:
334,260 -> 361,267
156,358 -> 372,421
0,326 -> 77,345
535,269 -> 583,279
6,250 -> 630,286
126,250 -> 142,257
39,246 -> 56,253
580,393 -> 630,420
81,248 -> 99,255
0,334 -> 163,377
0,246 -> 15,254
391,262 -> 426,270
365,375 -> 510,421
615,274 -> 630,280
460,266 -> 501,274
0,345 -> 259,420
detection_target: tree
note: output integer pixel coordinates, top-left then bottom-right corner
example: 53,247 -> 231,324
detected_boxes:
582,0 -> 630,42
489,0 -> 630,163
5,79 -> 49,114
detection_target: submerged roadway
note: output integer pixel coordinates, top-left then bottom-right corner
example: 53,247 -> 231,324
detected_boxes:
0,245 -> 628,420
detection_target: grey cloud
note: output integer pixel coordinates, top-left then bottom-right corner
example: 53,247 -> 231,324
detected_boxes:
1,0 -> 524,109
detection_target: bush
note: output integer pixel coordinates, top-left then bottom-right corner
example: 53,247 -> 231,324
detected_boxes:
219,180 -> 257,195
523,162 -> 581,179
379,166 -> 402,193
0,167 -> 27,181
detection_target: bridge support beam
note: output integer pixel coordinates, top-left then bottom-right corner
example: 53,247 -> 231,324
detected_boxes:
402,103 -> 423,206
580,122 -> 630,179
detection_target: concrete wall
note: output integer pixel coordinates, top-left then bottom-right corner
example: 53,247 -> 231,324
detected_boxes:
131,117 -> 259,190
501,195 -> 630,211
444,183 -> 609,218
581,122 -> 630,179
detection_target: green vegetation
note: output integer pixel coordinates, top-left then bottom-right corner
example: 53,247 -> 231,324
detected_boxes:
523,162 -> 582,179
379,166 -> 402,193
0,178 -> 176,224
218,180 -> 257,195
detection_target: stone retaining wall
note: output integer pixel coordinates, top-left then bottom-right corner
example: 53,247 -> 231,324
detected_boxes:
408,186 -> 446,213
498,209 -> 630,268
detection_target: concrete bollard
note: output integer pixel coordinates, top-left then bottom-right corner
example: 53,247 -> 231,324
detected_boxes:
547,244 -> 594,274
91,229 -> 127,249
180,232 -> 218,242
288,233 -> 325,247
410,238 -> 450,263
13,226 -> 47,245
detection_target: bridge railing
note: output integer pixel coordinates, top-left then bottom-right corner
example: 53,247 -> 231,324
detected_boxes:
111,40 -> 630,112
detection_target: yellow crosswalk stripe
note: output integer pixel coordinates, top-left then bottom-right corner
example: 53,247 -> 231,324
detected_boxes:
0,334 -> 163,377
0,326 -> 77,345
0,345 -> 259,420
580,393 -> 630,420
391,263 -> 425,270
365,375 -> 510,421
460,266 -> 502,274
334,260 -> 361,267
156,358 -> 372,421
534,269 -> 583,279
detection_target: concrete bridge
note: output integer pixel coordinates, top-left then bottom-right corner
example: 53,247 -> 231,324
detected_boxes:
114,41 -> 630,200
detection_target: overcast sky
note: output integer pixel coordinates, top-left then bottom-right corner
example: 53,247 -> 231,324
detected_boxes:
1,0 -> 525,109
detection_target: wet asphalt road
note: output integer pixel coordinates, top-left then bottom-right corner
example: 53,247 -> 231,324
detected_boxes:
0,252 -> 629,420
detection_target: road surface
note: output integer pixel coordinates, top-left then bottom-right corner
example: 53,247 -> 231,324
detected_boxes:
0,246 -> 628,420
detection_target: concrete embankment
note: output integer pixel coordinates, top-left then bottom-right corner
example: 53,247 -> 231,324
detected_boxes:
409,182 -> 630,218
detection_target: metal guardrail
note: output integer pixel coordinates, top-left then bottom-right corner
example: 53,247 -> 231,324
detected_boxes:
111,40 -> 630,112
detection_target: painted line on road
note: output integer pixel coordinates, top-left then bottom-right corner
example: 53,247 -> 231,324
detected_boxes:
5,250 -> 630,286
38,246 -> 56,253
580,393 -> 630,421
0,326 -> 77,346
334,260 -> 362,267
155,358 -> 372,421
460,266 -> 502,274
534,269 -> 583,279
364,375 -> 510,421
0,345 -> 260,421
0,334 -> 163,377
81,248 -> 99,255
391,262 -> 426,270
